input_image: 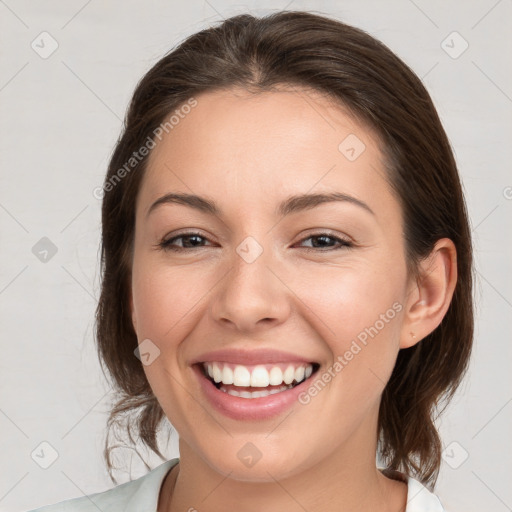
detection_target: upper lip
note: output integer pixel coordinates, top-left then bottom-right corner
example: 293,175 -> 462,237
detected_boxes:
190,348 -> 318,366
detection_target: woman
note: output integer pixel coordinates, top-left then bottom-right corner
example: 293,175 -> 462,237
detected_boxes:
29,9 -> 473,512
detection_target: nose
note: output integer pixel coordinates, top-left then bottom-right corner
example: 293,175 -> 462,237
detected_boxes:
210,242 -> 291,333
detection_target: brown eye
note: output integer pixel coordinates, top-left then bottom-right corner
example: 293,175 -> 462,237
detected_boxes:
157,231 -> 353,253
296,233 -> 353,251
159,232 -> 213,251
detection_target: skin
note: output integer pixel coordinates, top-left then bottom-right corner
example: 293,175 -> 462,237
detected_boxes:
129,87 -> 457,512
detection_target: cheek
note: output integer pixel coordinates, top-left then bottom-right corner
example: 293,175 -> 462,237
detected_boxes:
290,270 -> 403,439
301,261 -> 403,335
131,260 -> 211,341
130,260 -> 213,422
299,262 -> 404,390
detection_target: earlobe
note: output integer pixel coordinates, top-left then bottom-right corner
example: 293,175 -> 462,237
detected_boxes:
400,238 -> 457,349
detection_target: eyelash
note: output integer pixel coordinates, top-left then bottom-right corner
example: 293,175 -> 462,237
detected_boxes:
157,231 -> 354,252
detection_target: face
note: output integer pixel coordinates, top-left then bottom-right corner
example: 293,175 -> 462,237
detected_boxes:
130,87 -> 413,481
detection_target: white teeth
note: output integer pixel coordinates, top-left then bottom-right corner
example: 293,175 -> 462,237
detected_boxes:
233,365 -> 251,386
212,363 -> 222,383
269,366 -> 283,385
222,385 -> 291,398
203,361 -> 315,388
283,365 -> 295,384
222,365 -> 234,385
268,386 -> 289,395
250,366 -> 270,387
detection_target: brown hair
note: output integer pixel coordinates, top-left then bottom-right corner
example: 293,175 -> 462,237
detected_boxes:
96,10 -> 473,488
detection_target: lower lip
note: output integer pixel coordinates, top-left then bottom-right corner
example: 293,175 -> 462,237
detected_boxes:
192,364 -> 316,421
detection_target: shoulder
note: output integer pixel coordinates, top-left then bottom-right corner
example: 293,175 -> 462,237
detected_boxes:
25,458 -> 179,512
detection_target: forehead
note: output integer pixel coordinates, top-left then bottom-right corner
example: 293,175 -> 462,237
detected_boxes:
139,87 -> 398,223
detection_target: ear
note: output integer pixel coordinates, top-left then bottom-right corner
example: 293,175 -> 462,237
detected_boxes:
400,238 -> 457,349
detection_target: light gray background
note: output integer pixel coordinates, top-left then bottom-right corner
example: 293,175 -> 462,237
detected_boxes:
1,1 -> 511,511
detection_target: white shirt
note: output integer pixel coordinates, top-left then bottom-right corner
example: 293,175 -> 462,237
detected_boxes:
27,458 -> 446,511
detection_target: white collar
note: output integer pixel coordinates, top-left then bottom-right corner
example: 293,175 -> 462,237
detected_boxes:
379,467 -> 445,511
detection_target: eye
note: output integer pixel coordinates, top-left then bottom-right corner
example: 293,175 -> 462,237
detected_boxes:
295,232 -> 353,251
158,231 -> 213,251
156,231 -> 353,252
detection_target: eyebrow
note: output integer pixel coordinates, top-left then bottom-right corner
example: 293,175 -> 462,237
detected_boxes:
146,191 -> 375,219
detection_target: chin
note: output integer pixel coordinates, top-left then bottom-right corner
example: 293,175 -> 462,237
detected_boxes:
200,446 -> 309,483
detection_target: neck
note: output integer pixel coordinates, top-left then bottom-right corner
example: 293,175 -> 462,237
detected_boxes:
159,421 -> 407,512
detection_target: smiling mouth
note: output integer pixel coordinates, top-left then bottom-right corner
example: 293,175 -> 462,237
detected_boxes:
198,361 -> 321,398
